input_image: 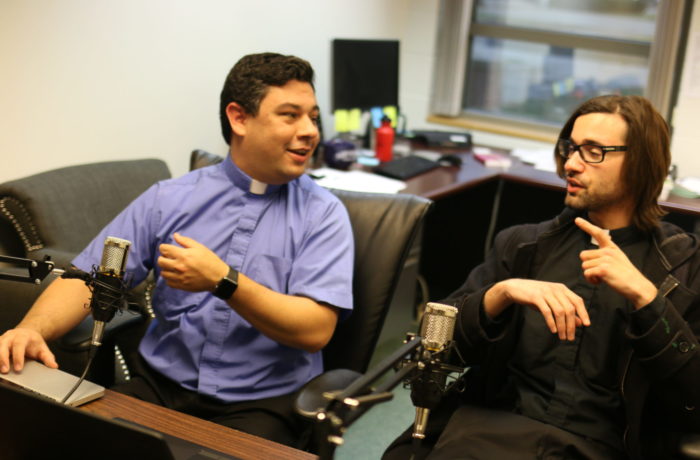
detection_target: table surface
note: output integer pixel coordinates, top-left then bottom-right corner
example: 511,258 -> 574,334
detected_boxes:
400,150 -> 700,216
82,389 -> 316,460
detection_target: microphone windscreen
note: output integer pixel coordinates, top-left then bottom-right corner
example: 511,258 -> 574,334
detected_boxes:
99,236 -> 131,275
420,302 -> 457,352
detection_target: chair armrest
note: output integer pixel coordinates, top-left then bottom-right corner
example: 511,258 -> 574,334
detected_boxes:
58,312 -> 147,352
53,311 -> 149,387
295,368 -> 363,418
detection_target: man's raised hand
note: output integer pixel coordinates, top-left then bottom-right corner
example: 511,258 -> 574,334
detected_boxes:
575,217 -> 657,309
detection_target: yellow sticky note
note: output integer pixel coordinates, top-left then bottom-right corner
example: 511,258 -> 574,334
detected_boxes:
348,108 -> 362,132
383,106 -> 398,128
334,109 -> 349,132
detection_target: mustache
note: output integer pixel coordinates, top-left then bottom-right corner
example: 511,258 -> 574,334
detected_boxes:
566,172 -> 584,187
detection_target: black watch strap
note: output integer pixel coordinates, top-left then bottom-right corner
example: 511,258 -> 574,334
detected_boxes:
212,265 -> 238,300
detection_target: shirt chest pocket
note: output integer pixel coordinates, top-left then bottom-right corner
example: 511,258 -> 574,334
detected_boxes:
247,254 -> 293,293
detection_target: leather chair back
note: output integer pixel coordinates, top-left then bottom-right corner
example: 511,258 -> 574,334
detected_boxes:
0,159 -> 171,265
324,189 -> 432,373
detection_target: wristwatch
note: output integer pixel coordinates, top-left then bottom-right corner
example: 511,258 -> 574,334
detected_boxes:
212,265 -> 238,300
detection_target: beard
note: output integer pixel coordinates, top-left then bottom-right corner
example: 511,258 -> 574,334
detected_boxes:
564,184 -> 628,214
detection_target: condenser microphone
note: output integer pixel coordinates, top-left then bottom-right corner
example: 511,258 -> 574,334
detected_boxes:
89,236 -> 131,348
411,302 -> 458,441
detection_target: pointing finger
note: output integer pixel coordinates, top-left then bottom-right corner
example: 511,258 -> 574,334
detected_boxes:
575,217 -> 615,248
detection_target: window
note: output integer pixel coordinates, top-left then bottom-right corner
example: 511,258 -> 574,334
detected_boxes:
430,0 -> 691,141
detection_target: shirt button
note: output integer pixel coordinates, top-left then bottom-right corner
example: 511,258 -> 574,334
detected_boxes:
679,341 -> 691,353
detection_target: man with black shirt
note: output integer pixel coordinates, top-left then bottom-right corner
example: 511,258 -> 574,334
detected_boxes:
385,95 -> 700,459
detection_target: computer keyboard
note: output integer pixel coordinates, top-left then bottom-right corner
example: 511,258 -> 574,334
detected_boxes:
373,155 -> 440,180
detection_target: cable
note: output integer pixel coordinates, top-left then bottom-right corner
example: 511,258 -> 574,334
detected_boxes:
59,266 -> 125,404
60,347 -> 97,404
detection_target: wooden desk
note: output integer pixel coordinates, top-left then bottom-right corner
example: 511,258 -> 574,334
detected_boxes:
400,149 -> 700,299
82,390 -> 316,460
402,150 -> 700,216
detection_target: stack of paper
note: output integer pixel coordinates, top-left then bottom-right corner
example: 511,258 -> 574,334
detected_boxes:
308,168 -> 406,194
510,148 -> 557,172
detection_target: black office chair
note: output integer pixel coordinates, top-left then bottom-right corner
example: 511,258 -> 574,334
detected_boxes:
321,190 -> 431,373
189,149 -> 224,171
0,159 -> 171,385
290,189 -> 430,457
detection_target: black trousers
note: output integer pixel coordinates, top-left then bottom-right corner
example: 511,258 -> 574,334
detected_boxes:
383,402 -> 624,460
111,353 -> 310,449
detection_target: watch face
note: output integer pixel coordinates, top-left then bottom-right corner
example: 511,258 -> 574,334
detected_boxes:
214,267 -> 238,300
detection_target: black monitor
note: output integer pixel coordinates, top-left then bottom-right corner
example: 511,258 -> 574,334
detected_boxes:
0,382 -> 239,460
332,39 -> 400,111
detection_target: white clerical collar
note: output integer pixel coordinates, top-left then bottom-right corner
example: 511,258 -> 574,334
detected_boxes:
591,229 -> 610,246
249,179 -> 268,195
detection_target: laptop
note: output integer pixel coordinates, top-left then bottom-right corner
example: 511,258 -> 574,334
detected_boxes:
0,379 -> 241,460
0,360 -> 105,406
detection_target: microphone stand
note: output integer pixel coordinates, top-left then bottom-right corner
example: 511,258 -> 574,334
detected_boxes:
313,336 -> 422,460
0,254 -> 61,284
0,253 -> 125,404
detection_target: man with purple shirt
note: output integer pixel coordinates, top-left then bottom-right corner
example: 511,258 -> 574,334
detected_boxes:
0,53 -> 354,447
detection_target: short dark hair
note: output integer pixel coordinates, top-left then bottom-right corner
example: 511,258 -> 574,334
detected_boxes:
219,53 -> 315,144
555,95 -> 670,231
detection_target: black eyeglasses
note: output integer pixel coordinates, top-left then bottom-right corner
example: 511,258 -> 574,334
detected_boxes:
556,138 -> 627,164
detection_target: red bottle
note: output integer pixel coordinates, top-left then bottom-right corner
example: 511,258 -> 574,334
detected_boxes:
375,115 -> 395,162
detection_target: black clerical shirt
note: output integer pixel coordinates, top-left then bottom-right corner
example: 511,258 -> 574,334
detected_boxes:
497,222 -> 665,453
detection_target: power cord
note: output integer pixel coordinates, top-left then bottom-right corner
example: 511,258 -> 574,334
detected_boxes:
60,346 -> 97,404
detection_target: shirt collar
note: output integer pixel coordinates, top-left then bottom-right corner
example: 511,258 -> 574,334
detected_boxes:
580,212 -> 646,247
221,154 -> 284,195
609,225 -> 646,247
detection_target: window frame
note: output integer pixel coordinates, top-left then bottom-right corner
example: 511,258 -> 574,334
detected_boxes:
429,0 -> 692,142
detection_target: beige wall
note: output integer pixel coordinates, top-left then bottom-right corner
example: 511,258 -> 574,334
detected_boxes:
0,0 -> 439,181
